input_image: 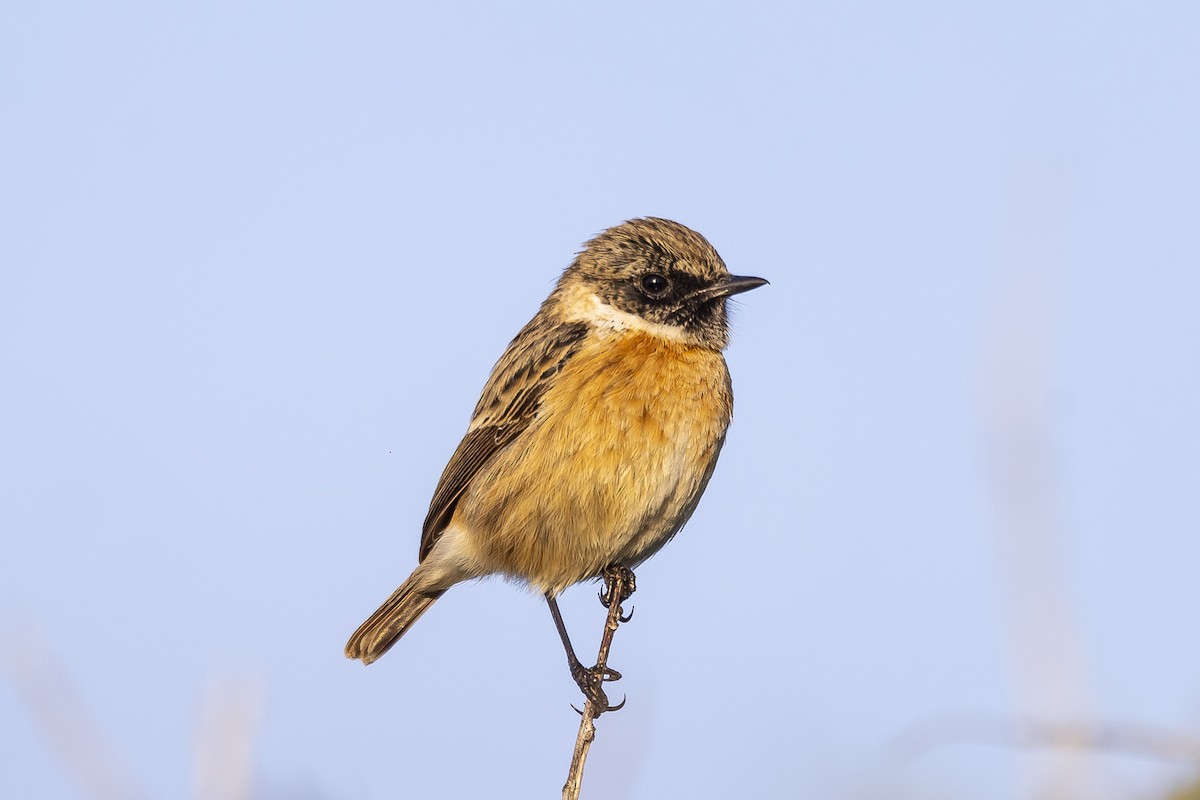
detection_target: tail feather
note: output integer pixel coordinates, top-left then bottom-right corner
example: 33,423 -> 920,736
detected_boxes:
345,575 -> 445,664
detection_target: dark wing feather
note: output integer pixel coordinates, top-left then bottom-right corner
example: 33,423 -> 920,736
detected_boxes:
418,318 -> 588,561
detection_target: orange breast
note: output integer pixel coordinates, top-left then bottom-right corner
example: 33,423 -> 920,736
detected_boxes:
454,329 -> 733,594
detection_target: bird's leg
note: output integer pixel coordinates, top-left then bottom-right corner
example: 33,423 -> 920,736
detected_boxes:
546,594 -> 622,711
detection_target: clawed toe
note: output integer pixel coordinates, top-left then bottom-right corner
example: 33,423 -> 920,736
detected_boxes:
569,660 -> 625,713
570,659 -> 622,688
598,565 -> 636,608
572,687 -> 626,715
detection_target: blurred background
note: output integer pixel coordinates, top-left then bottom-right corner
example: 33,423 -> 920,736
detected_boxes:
2,2 -> 1198,798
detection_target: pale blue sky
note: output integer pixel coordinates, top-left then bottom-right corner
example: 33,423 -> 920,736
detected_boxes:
3,3 -> 1199,799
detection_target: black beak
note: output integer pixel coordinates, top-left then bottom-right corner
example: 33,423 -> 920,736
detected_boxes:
686,274 -> 770,305
718,274 -> 769,298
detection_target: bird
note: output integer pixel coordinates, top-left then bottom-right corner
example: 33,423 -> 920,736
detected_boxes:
345,217 -> 766,702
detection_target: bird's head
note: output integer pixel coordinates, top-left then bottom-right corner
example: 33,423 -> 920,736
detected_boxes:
558,217 -> 767,350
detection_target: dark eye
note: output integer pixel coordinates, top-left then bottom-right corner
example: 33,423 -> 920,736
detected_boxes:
640,273 -> 670,297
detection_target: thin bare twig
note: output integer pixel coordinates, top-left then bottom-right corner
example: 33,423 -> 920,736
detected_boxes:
0,617 -> 150,800
561,567 -> 634,800
191,678 -> 263,800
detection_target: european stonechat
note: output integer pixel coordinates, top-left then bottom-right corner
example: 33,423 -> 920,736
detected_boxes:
346,218 -> 766,695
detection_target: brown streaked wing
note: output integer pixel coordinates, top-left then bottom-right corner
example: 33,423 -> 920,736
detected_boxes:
418,319 -> 589,561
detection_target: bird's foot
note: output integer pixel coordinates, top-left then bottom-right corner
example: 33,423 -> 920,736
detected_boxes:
598,564 -> 636,614
569,658 -> 625,714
